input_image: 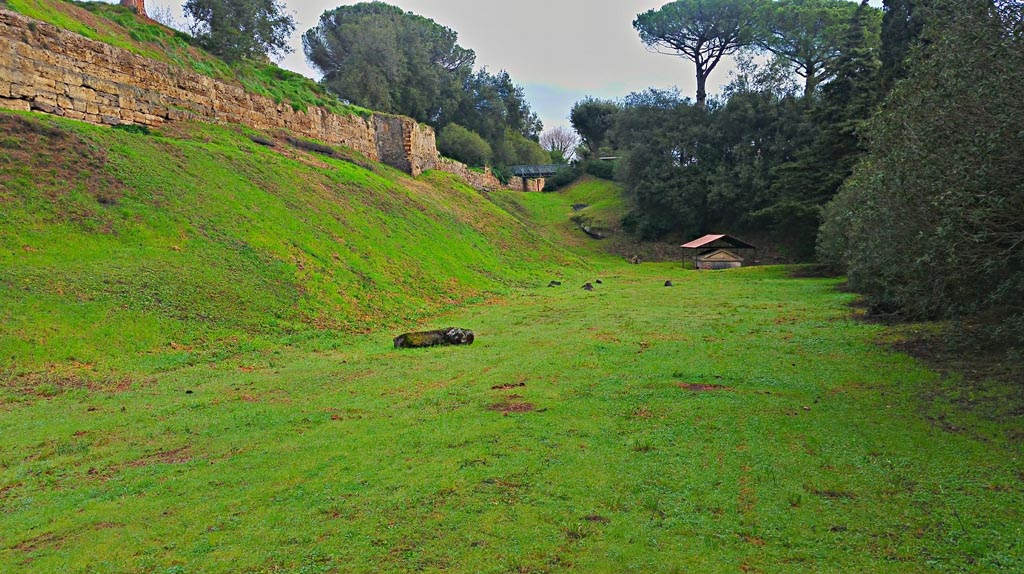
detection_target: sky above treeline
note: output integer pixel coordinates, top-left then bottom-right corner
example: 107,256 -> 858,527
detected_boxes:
110,0 -> 883,131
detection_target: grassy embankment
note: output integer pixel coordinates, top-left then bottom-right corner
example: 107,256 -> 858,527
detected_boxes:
0,111 -> 576,378
1,112 -> 1021,573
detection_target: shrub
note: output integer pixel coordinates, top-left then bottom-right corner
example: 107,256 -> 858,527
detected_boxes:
437,124 -> 492,167
583,159 -> 615,180
543,166 -> 580,191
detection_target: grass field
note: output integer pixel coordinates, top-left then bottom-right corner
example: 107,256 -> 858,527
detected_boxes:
2,236 -> 1022,571
3,3 -> 1020,572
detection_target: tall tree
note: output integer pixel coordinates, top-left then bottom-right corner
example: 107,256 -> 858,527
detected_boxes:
569,97 -> 621,158
184,0 -> 295,62
754,0 -> 867,97
634,0 -> 762,108
303,2 -> 474,123
879,0 -> 925,90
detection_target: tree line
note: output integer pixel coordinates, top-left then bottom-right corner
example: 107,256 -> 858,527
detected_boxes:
176,0 -> 547,172
574,0 -> 1021,350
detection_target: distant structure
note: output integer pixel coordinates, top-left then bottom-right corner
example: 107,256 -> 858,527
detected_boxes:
120,0 -> 147,18
681,234 -> 757,270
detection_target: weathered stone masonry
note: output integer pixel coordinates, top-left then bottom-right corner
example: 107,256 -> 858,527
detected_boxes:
0,9 -> 455,178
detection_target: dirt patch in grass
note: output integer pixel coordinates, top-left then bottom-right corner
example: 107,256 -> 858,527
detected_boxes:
805,485 -> 856,500
0,114 -> 125,209
584,514 -> 610,523
13,531 -> 66,553
126,446 -> 192,468
2,371 -> 139,398
676,382 -> 733,392
882,324 -> 1023,441
488,400 -> 535,414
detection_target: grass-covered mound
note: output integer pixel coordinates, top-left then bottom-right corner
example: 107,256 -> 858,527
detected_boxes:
0,111 -> 574,377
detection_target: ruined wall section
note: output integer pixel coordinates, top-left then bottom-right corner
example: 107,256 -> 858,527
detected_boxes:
0,10 -> 521,186
0,11 -> 401,172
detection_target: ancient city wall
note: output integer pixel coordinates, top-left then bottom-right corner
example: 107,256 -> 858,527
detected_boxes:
0,9 -> 538,191
0,10 -> 449,176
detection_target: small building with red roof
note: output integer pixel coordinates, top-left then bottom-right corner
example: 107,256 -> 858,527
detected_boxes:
681,234 -> 757,270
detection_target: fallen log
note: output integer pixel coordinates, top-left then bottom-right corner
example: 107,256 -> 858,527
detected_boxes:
393,327 -> 475,349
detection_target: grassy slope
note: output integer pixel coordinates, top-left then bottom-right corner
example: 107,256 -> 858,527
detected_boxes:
0,111 -> 574,377
490,177 -> 626,254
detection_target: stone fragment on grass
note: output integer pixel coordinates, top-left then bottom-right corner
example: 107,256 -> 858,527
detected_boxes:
393,327 -> 475,349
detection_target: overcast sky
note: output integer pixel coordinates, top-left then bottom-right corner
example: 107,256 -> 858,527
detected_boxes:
119,0 -> 882,131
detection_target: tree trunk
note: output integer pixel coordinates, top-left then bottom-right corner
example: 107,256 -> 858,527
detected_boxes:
804,63 -> 817,98
120,0 -> 147,18
696,72 -> 708,110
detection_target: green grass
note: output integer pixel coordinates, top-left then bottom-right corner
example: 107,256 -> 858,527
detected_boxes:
1,112 -> 1022,572
0,111 -> 573,376
489,176 -> 626,253
2,260 -> 1021,573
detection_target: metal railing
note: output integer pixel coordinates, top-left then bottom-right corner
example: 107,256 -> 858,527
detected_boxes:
508,164 -> 569,178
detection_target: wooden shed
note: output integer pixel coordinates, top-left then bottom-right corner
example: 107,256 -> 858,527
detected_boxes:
681,234 -> 757,270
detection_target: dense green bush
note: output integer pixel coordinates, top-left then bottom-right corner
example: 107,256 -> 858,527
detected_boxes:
583,159 -> 615,180
542,166 -> 580,191
819,0 -> 1024,349
504,129 -> 550,166
437,124 -> 492,167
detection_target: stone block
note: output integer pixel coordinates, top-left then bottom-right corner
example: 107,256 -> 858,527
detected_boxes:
0,97 -> 30,112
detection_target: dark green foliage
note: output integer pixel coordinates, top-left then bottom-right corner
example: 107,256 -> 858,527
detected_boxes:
634,0 -> 763,108
184,0 -> 295,62
302,3 -> 541,169
112,123 -> 151,135
763,0 -> 883,258
752,0 -> 870,97
582,160 -> 616,181
569,97 -> 621,158
543,166 -> 581,191
504,129 -> 549,166
453,70 -> 543,166
302,2 -> 474,123
820,0 -> 1024,349
880,0 -> 925,90
437,123 -> 491,166
615,100 -> 714,239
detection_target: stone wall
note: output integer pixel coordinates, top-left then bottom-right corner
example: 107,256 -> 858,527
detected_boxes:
0,10 -> 448,176
435,158 -> 504,191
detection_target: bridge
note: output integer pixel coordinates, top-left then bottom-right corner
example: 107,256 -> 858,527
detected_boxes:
508,164 -> 569,178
